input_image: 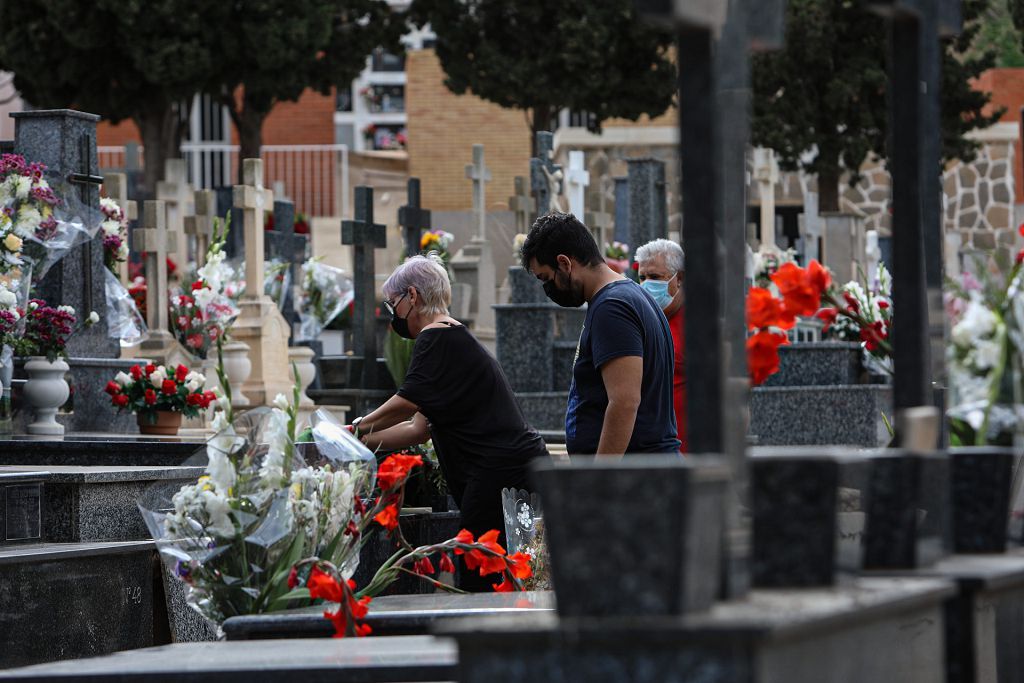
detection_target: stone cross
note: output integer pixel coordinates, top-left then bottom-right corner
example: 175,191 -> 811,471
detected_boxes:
184,190 -> 216,268
530,131 -> 562,217
398,177 -> 432,258
464,145 -> 492,241
155,159 -> 194,269
508,176 -> 535,235
134,200 -> 177,341
102,172 -> 137,285
753,147 -> 779,250
235,159 -> 274,303
12,109 -> 116,359
565,151 -> 590,223
342,186 -> 387,384
231,158 -> 293,406
866,0 -> 960,442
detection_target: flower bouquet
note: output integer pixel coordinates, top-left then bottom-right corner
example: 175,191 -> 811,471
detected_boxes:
752,245 -> 798,288
144,386 -> 534,637
107,362 -> 216,434
99,196 -> 129,274
264,259 -> 291,311
296,258 -> 354,342
604,241 -> 630,274
815,264 -> 893,376
12,300 -> 98,363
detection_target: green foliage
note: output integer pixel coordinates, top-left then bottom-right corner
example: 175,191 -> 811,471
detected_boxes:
411,0 -> 676,137
383,327 -> 416,387
973,0 -> 1024,67
752,0 -> 1002,211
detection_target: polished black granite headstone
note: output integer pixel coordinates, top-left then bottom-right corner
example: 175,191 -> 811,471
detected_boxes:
950,447 -> 1014,553
0,540 -> 156,668
750,448 -> 870,587
349,510 -> 461,596
0,636 -> 455,681
0,436 -> 204,467
533,456 -> 728,618
222,590 -> 554,640
0,471 -> 47,545
863,451 -> 950,569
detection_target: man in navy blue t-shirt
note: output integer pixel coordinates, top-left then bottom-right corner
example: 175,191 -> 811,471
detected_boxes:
520,212 -> 680,456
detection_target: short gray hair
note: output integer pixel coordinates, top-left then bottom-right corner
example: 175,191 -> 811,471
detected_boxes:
382,253 -> 451,316
635,238 -> 684,273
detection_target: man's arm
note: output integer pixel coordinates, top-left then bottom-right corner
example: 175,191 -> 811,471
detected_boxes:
595,355 -> 643,458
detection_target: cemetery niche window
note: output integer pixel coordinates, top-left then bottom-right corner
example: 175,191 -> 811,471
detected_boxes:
363,124 -> 408,151
359,84 -> 405,114
371,47 -> 405,72
336,87 -> 353,113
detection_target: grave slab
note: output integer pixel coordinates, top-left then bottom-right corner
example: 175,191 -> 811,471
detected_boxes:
0,636 -> 456,682
0,436 -> 204,467
0,540 -> 156,668
222,590 -> 555,640
762,342 -> 867,387
0,470 -> 46,545
749,385 -> 893,447
442,578 -> 954,683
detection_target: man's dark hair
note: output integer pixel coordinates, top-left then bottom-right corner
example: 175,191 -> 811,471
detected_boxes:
519,212 -> 603,271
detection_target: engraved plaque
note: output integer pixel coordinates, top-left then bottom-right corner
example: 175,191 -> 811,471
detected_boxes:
4,483 -> 42,543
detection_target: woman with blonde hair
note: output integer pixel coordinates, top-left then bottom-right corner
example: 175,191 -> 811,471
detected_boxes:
348,254 -> 549,591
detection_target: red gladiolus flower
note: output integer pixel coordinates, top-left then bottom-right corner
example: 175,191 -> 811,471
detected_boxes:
287,566 -> 299,589
1016,249 -> 1024,266
506,552 -> 534,580
453,528 -> 474,553
771,262 -> 828,317
111,394 -> 129,407
747,330 -> 788,386
161,378 -> 177,395
307,565 -> 343,603
861,321 -> 888,351
463,529 -> 508,576
376,453 -> 423,491
842,292 -> 860,314
144,388 -> 157,405
493,576 -> 515,592
413,556 -> 435,575
439,552 -> 455,574
104,380 -> 121,396
175,364 -> 189,382
373,503 -> 400,531
815,307 -> 839,332
747,287 -> 795,331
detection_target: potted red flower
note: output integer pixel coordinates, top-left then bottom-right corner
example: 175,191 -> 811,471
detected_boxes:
107,363 -> 218,435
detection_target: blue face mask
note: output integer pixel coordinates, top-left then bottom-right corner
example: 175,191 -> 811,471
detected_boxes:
640,276 -> 674,309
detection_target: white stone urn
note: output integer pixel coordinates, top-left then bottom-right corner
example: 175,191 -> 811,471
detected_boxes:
23,357 -> 70,435
221,341 -> 252,407
287,346 -> 316,407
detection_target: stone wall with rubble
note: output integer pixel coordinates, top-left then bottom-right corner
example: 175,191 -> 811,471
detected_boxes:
750,122 -> 1019,250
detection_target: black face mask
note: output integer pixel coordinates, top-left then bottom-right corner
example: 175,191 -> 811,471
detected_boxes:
543,269 -> 585,308
389,292 -> 415,339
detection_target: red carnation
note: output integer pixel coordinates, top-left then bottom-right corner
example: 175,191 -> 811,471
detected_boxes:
111,394 -> 129,407
175,364 -> 189,382
130,365 -> 143,380
161,379 -> 177,395
144,388 -> 157,405
104,380 -> 121,396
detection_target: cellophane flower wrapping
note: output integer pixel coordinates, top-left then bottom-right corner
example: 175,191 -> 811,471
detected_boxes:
139,406 -> 377,626
103,269 -> 148,346
264,259 -> 291,311
297,259 -> 354,342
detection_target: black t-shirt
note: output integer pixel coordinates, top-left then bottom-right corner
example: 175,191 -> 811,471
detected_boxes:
566,279 -> 680,455
397,325 -> 548,481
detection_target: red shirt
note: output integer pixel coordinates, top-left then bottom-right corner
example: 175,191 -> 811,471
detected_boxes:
668,305 -> 687,452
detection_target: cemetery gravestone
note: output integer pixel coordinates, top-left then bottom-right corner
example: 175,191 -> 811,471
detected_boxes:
266,197 -> 306,334
753,147 -> 779,250
398,177 -> 432,259
155,159 -> 193,268
627,158 -> 668,254
613,176 -> 630,244
231,159 -> 292,406
565,150 -> 589,224
450,145 -> 497,335
508,176 -> 535,235
530,131 -> 562,217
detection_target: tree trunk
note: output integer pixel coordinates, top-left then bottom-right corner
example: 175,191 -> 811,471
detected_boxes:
817,164 -> 841,213
133,102 -> 179,199
530,105 -> 553,157
232,97 -> 268,184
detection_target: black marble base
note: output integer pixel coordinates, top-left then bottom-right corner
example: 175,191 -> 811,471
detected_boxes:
950,447 -> 1014,554
441,578 -> 953,683
350,510 -> 461,596
0,437 -> 204,467
0,540 -> 157,668
0,471 -> 46,545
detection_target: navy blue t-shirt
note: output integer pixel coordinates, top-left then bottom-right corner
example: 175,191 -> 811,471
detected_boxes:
565,279 -> 680,455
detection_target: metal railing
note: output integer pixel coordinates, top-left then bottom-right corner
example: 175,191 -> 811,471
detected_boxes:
97,143 -> 350,219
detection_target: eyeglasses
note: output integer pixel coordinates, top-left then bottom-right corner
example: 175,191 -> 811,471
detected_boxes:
383,291 -> 408,316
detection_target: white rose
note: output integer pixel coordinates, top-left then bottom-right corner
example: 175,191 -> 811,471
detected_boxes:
88,311 -> 99,324
186,378 -> 201,392
57,305 -> 75,315
101,220 -> 121,236
0,289 -> 16,307
115,371 -> 131,387
149,367 -> 167,387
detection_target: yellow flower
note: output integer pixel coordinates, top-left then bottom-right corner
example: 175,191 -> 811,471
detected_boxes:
420,232 -> 432,249
2,233 -> 21,252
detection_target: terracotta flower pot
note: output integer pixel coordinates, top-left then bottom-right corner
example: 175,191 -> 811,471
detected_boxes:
137,410 -> 183,436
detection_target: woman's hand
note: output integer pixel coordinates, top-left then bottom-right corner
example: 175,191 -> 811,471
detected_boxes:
360,413 -> 431,451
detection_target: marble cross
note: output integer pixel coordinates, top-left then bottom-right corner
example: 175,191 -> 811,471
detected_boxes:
155,159 -> 194,268
184,189 -> 217,268
234,159 -> 274,302
465,145 -> 491,241
565,151 -> 590,223
135,200 -> 176,334
752,147 -> 779,250
398,177 -> 432,258
341,186 -> 386,380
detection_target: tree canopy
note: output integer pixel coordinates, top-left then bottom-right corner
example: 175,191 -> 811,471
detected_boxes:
751,0 -> 1001,212
412,0 -> 677,147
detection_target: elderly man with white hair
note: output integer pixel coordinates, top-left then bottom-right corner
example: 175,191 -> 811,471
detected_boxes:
635,238 -> 687,452
347,254 -> 549,591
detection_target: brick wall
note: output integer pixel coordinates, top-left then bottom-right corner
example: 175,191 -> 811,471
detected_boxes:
405,49 -> 531,211
974,67 -> 1024,203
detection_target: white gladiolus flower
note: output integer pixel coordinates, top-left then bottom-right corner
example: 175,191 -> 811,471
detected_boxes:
974,338 -> 1002,371
200,488 -> 235,537
205,447 -> 237,494
0,289 -> 16,307
952,298 -> 998,348
273,393 -> 290,412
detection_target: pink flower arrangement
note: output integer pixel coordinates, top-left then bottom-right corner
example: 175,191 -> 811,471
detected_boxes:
12,300 -> 97,362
